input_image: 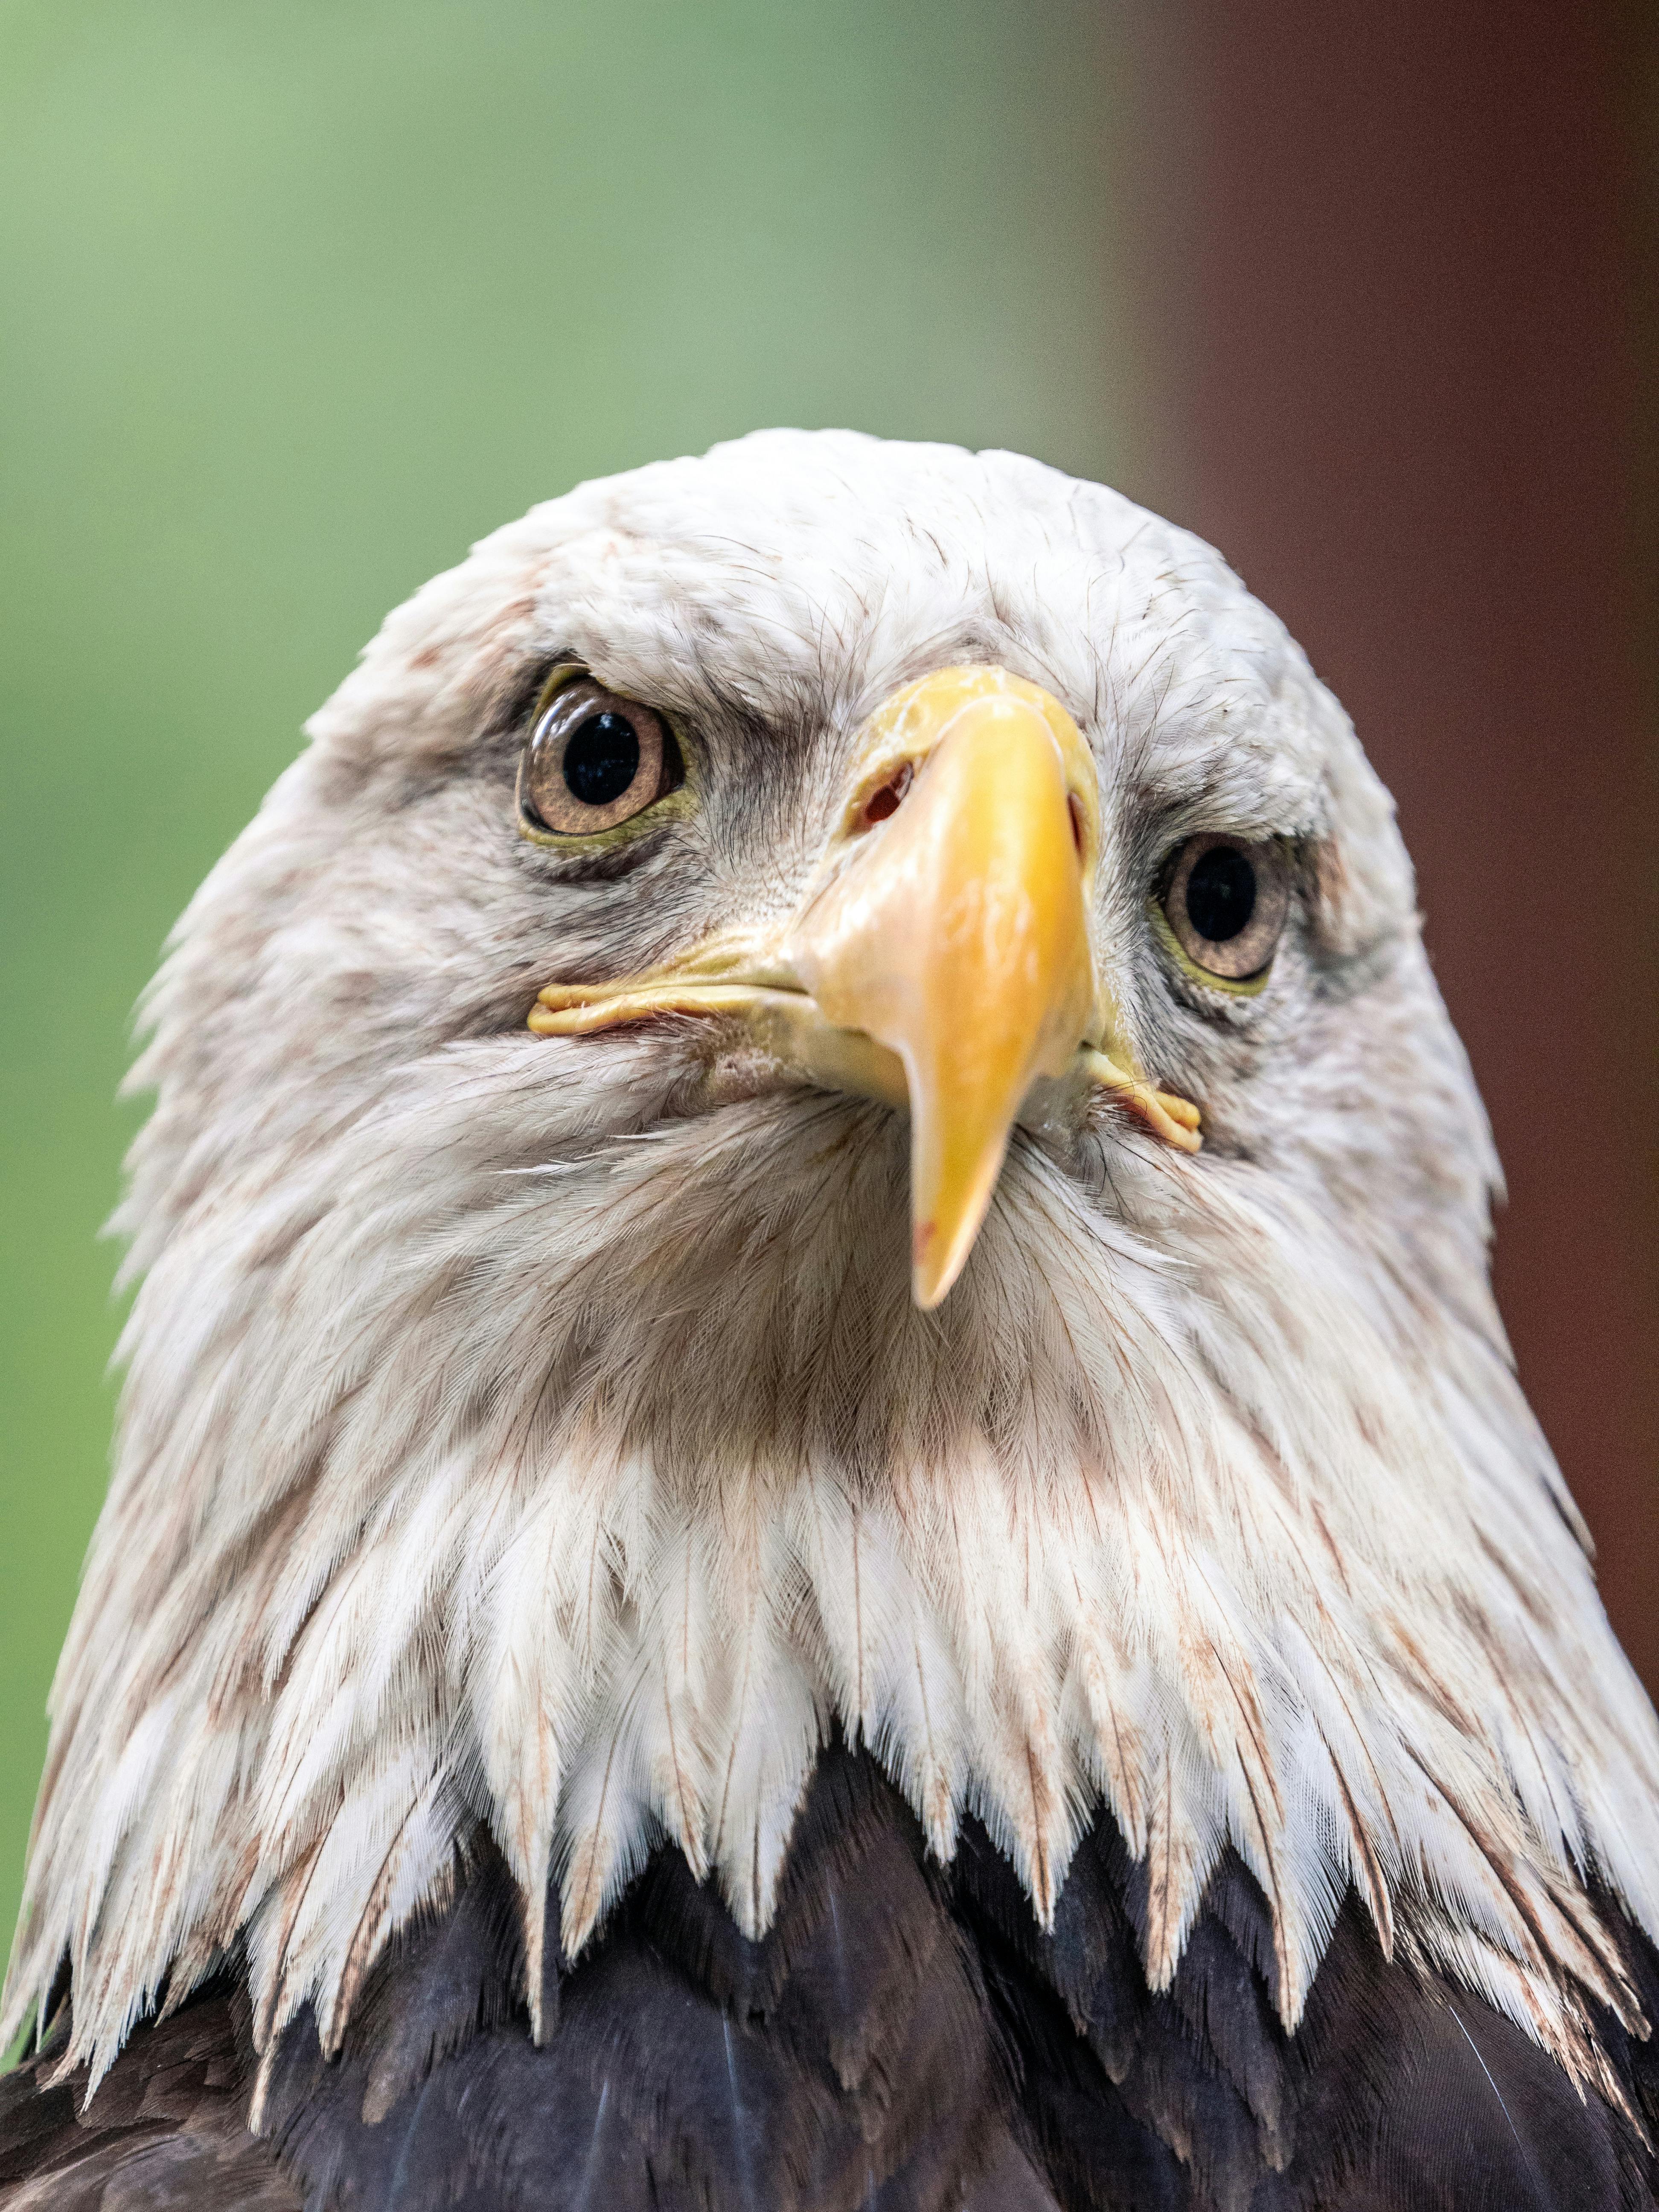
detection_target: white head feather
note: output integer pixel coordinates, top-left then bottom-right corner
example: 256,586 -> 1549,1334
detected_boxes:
9,430 -> 1657,2104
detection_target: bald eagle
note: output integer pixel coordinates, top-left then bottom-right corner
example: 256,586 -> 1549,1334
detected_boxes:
2,432 -> 1656,2209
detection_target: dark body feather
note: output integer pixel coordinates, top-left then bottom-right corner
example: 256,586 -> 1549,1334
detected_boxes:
4,1744 -> 1657,2209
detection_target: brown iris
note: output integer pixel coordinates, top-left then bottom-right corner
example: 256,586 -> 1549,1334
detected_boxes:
517,677 -> 678,838
1161,834 -> 1289,983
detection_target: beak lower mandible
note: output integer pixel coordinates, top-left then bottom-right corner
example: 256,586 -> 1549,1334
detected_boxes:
784,669 -> 1098,1309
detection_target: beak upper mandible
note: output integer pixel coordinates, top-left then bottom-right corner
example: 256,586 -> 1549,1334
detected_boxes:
784,668 -> 1098,1308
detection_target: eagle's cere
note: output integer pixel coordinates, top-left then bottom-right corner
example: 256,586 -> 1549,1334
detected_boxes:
4,429 -> 1658,2208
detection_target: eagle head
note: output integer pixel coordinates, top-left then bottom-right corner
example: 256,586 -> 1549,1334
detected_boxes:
8,432 -> 1657,2126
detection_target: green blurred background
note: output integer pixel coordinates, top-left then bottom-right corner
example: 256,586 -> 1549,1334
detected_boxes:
0,0 -> 1150,1953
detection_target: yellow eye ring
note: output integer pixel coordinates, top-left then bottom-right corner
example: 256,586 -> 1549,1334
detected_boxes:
1153,835 -> 1290,995
516,666 -> 689,847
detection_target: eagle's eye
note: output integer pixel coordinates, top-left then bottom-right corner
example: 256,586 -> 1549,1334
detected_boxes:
1159,834 -> 1289,987
517,674 -> 681,839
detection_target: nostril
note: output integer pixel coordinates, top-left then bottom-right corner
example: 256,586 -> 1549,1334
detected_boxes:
1068,793 -> 1086,858
861,762 -> 914,827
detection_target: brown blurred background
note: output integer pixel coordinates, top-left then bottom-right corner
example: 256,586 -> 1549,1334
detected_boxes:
1136,0 -> 1659,1687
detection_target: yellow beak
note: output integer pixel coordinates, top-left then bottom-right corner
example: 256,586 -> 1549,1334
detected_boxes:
783,670 -> 1097,1306
528,665 -> 1200,1307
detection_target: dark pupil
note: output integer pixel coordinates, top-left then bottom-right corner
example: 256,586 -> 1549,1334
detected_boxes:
1185,845 -> 1257,942
563,712 -> 640,806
